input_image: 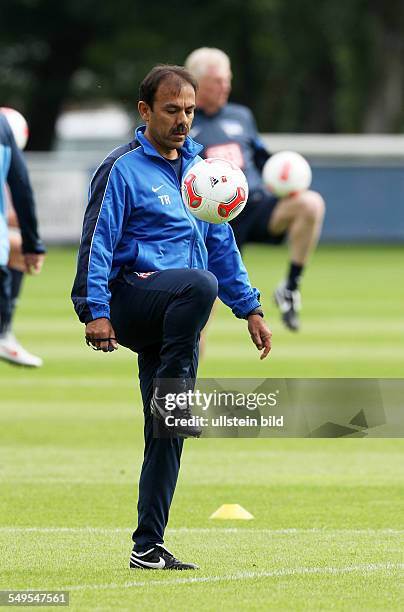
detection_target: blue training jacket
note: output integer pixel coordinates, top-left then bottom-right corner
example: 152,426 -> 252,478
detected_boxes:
71,126 -> 261,324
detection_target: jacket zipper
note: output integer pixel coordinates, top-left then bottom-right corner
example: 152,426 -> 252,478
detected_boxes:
163,157 -> 198,268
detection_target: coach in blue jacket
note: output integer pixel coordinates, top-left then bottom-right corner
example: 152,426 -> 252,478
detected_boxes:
72,65 -> 272,570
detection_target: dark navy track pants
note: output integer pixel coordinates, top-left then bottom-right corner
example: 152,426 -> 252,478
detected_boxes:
109,268 -> 218,551
0,265 -> 12,335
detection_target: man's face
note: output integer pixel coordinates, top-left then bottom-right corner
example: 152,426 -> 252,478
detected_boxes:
196,64 -> 232,114
139,79 -> 196,157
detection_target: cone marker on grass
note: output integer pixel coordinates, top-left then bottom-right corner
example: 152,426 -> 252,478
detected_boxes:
209,504 -> 254,520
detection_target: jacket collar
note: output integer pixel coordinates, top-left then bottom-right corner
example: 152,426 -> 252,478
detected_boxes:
135,125 -> 203,161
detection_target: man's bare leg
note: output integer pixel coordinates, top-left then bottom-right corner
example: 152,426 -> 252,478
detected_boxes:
270,190 -> 325,331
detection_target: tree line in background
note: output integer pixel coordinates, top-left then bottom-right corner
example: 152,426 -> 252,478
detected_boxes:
1,0 -> 404,149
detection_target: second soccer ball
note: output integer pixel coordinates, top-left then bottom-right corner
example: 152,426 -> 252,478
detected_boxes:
263,150 -> 312,197
0,107 -> 29,150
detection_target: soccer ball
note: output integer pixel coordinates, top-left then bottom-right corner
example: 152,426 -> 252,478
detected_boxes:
262,151 -> 312,197
181,158 -> 249,224
0,107 -> 29,149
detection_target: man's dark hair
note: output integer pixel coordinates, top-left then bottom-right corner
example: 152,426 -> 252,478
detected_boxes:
139,64 -> 198,108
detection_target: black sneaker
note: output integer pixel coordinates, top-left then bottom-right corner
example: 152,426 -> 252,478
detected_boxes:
273,282 -> 301,331
130,543 -> 199,570
150,385 -> 202,438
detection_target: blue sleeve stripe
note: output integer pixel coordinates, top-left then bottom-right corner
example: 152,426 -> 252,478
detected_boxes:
72,157 -> 116,322
71,144 -> 139,323
87,147 -> 138,274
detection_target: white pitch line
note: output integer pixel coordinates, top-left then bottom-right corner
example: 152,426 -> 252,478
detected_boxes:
0,527 -> 402,535
62,562 -> 404,592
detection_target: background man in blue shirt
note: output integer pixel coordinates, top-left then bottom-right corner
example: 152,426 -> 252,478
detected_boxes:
185,48 -> 326,331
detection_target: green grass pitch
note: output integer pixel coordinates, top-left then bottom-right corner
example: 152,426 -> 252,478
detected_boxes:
0,244 -> 403,610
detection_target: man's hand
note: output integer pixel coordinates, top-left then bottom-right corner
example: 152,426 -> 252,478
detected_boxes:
85,317 -> 118,353
24,253 -> 45,275
248,314 -> 272,360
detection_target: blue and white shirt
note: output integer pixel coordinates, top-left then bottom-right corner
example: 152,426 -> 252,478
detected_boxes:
0,113 -> 45,265
191,103 -> 271,193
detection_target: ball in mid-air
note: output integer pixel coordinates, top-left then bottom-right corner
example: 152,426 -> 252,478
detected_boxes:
181,158 -> 249,224
263,150 -> 312,197
0,107 -> 29,150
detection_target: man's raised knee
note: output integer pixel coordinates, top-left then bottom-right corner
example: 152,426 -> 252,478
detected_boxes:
187,269 -> 218,304
299,191 -> 325,222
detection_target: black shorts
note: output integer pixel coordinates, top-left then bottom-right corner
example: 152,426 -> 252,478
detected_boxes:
230,188 -> 286,251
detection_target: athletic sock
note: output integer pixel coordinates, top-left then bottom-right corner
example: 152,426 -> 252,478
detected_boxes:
286,262 -> 304,292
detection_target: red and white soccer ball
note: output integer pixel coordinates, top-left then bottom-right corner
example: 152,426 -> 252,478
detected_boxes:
263,151 -> 312,197
181,158 -> 249,224
0,107 -> 29,150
